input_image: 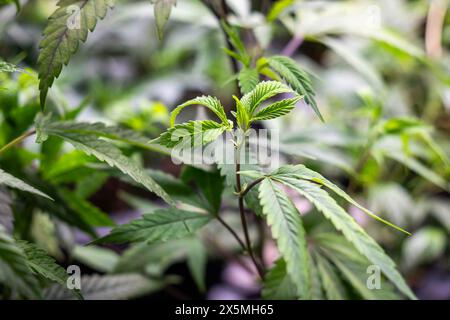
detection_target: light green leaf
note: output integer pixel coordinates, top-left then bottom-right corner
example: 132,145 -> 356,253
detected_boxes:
151,0 -> 176,40
266,55 -> 323,121
169,96 -> 229,127
376,117 -> 429,135
0,168 -> 53,200
93,208 -> 212,244
252,96 -> 302,121
262,258 -> 298,300
273,176 -> 416,299
258,178 -> 311,299
152,120 -> 228,148
38,0 -> 115,108
240,80 -> 291,115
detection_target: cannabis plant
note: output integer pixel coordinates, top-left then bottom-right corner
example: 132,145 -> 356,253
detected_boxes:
1,0 -> 448,300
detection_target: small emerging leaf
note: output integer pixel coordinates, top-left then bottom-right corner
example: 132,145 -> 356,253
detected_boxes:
252,96 -> 302,121
170,96 -> 229,127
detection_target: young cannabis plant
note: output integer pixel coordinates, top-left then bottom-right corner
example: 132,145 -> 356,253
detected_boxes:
0,0 -> 423,300
93,80 -> 416,300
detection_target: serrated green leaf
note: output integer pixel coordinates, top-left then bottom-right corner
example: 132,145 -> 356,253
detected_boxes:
0,226 -> 41,299
38,0 -> 114,108
272,176 -> 415,299
169,96 -> 228,127
240,80 -> 291,115
93,208 -> 212,244
17,241 -> 82,299
267,55 -> 323,121
151,0 -> 176,40
152,120 -> 227,148
35,119 -> 173,205
252,96 -> 302,121
262,258 -> 298,300
258,178 -> 311,299
271,164 -> 410,235
0,168 -> 53,200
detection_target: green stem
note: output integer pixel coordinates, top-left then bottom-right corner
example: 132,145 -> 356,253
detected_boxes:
235,140 -> 265,278
0,130 -> 36,156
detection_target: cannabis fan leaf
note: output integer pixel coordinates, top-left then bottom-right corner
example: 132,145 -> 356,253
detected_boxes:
273,176 -> 415,299
258,178 -> 311,299
35,116 -> 173,205
38,0 -> 114,108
